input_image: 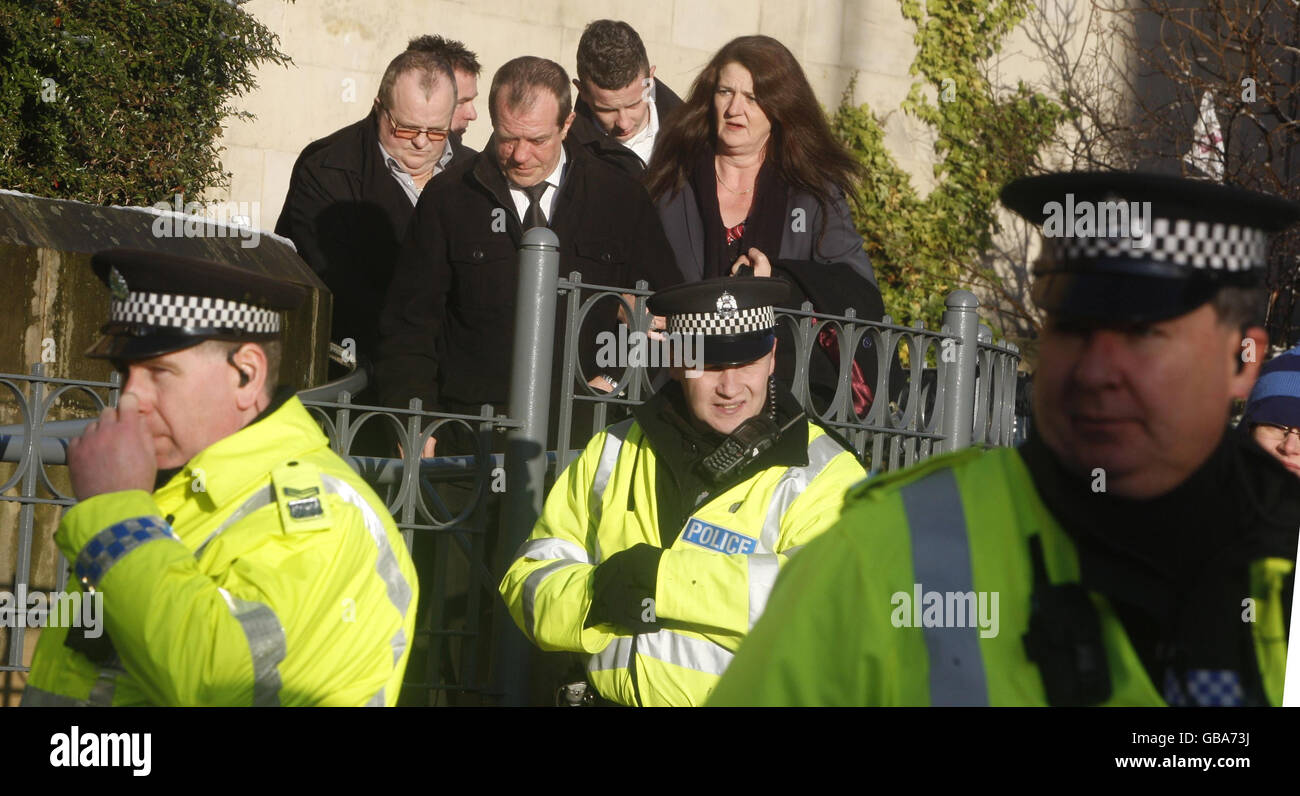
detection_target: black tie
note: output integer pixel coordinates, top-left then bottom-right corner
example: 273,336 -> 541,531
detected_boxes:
523,182 -> 549,229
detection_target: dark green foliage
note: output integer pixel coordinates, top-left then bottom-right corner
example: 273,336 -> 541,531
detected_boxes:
0,0 -> 291,205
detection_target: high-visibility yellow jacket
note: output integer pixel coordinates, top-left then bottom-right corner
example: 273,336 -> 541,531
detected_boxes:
709,446 -> 1293,706
22,396 -> 418,707
500,415 -> 866,706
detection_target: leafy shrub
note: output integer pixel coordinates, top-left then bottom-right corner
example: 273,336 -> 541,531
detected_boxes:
0,0 -> 291,205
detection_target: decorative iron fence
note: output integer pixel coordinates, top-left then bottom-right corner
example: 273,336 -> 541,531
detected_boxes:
0,228 -> 1019,706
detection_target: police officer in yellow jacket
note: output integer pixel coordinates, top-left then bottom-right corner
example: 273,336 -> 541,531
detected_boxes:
22,249 -> 418,707
500,276 -> 865,706
711,172 -> 1300,707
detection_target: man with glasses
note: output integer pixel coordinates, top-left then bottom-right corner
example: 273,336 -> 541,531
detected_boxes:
1243,344 -> 1300,478
276,38 -> 471,405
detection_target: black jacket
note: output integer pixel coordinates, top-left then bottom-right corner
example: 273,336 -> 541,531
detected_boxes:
1019,428 -> 1300,705
570,78 -> 683,178
274,114 -> 474,374
377,139 -> 683,421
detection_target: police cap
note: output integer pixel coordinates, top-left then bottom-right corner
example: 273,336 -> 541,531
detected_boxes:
1001,171 -> 1300,324
647,276 -> 790,366
87,248 -> 309,361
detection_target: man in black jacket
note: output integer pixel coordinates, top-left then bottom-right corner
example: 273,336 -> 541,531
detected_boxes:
276,38 -> 479,385
377,56 -> 682,454
570,20 -> 682,178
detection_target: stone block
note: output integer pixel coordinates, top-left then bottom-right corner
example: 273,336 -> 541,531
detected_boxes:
671,0 -> 761,53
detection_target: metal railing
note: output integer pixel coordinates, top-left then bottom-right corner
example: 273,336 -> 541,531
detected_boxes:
0,227 -> 1019,706
547,272 -> 1021,473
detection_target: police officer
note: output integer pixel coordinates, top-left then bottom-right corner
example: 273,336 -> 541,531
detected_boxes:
711,172 -> 1300,706
22,249 -> 418,707
499,277 -> 865,706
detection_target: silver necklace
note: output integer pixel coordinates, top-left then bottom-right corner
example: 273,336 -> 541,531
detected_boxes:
715,169 -> 755,195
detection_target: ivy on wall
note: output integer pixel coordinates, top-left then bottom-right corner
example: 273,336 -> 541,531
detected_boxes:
833,0 -> 1072,337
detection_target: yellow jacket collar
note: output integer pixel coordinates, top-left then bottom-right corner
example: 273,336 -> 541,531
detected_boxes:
159,396 -> 329,506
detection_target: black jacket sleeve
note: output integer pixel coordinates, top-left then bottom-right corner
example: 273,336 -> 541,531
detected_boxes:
629,183 -> 685,291
275,156 -> 335,277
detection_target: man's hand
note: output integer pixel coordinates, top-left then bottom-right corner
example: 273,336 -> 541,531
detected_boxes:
584,543 -> 664,631
730,247 -> 772,277
617,292 -> 667,341
68,393 -> 157,501
398,435 -> 437,460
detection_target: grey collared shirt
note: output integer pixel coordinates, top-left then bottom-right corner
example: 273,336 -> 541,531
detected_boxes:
378,139 -> 455,206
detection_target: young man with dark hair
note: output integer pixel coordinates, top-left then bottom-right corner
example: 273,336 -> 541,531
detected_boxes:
571,19 -> 682,177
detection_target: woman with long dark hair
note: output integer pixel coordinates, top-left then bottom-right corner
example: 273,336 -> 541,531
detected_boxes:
646,35 -> 883,414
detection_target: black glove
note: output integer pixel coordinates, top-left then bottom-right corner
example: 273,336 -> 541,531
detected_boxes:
584,543 -> 664,632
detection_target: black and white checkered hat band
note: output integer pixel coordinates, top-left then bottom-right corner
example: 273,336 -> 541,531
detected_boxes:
1043,216 -> 1268,272
667,306 -> 775,336
110,291 -> 281,334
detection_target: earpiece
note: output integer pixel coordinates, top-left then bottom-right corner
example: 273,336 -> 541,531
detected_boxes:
227,347 -> 251,387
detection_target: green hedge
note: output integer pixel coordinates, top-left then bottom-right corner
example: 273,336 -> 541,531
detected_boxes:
0,0 -> 290,206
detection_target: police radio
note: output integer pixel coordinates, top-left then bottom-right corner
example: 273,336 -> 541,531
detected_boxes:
698,413 -> 802,484
1021,534 -> 1113,706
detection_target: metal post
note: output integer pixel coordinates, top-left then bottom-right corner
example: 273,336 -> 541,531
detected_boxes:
494,227 -> 560,705
940,290 -> 980,454
9,363 -> 44,670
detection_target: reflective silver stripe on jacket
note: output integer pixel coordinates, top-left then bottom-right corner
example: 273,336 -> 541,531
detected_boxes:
365,688 -> 386,707
746,554 -> 781,629
87,666 -> 119,706
514,538 -> 591,564
194,485 -> 276,560
639,629 -> 733,676
523,560 -> 585,640
20,684 -> 86,707
589,636 -> 634,673
219,587 -> 286,707
747,431 -> 845,627
513,538 -> 593,640
320,473 -> 414,669
759,432 -> 845,553
589,419 -> 634,561
899,468 -> 989,706
588,630 -> 733,678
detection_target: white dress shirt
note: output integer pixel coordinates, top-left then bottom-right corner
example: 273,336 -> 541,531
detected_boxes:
621,80 -> 660,166
508,146 -> 566,224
